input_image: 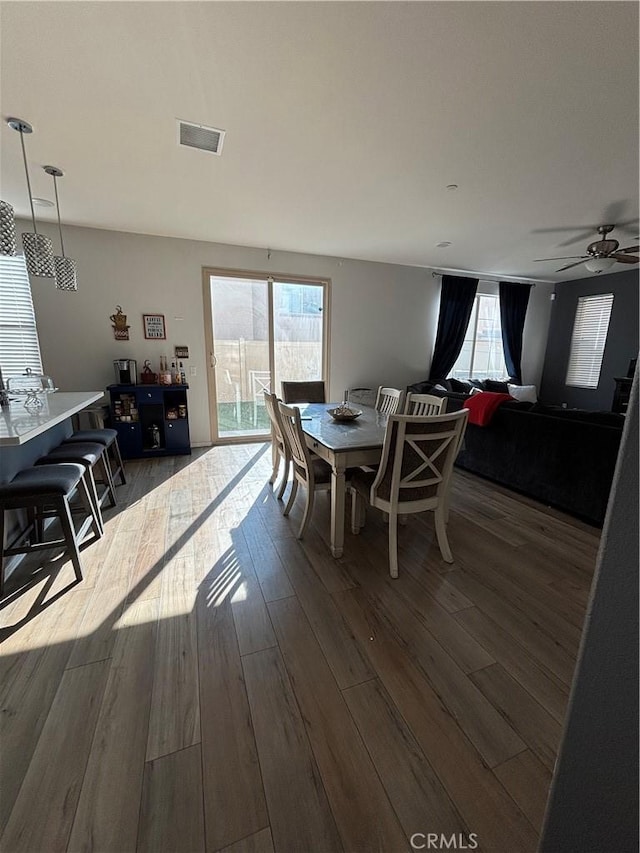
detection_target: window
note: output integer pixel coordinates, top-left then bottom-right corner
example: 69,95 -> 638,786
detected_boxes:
565,293 -> 614,388
451,293 -> 508,380
0,255 -> 43,380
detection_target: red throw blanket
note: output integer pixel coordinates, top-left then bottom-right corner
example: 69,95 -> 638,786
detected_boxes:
463,392 -> 513,426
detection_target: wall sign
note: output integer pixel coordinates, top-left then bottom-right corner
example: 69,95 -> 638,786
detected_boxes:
174,346 -> 189,358
143,313 -> 166,340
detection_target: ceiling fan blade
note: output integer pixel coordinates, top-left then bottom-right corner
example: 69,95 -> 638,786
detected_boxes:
619,245 -> 639,254
533,255 -> 587,262
556,259 -> 589,272
610,253 -> 639,264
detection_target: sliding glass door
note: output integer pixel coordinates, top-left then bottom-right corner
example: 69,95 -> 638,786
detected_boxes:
204,270 -> 328,441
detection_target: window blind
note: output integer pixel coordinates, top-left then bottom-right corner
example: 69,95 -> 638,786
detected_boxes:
0,255 -> 43,380
565,293 -> 614,389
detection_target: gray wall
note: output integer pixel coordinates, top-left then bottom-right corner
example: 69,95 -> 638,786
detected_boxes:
540,268 -> 639,409
540,373 -> 639,852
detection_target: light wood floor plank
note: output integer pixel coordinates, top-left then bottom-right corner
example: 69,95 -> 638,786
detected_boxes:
146,556 -> 200,761
344,677 -> 469,840
68,598 -> 159,852
197,591 -> 269,851
242,645 -> 344,853
272,535 -> 374,689
241,511 -> 295,602
268,595 -> 408,852
215,827 -> 274,853
137,744 -> 206,853
470,663 -> 563,771
494,749 -> 553,832
0,660 -> 110,853
333,587 -> 538,852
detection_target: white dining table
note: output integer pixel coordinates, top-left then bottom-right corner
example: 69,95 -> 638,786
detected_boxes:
298,403 -> 388,557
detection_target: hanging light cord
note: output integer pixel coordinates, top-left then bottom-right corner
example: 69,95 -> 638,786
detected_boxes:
51,174 -> 65,257
18,127 -> 38,233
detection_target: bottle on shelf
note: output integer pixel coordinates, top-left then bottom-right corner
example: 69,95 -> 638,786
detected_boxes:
179,361 -> 186,384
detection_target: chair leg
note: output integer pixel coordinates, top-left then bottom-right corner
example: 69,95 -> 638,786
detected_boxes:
269,444 -> 280,485
100,451 -> 118,508
0,507 -> 5,600
388,511 -> 399,578
276,455 -> 290,501
297,487 -> 315,539
83,469 -> 104,536
110,439 -> 127,485
76,473 -> 103,546
283,478 -> 298,517
351,489 -> 363,534
57,496 -> 84,584
434,506 -> 453,563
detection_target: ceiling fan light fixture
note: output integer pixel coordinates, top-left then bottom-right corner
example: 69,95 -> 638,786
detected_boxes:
585,256 -> 616,273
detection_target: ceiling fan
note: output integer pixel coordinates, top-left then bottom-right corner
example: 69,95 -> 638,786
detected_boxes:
534,224 -> 639,273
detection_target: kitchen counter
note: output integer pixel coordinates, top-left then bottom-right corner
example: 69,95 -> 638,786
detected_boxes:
0,391 -> 103,446
0,391 -> 104,484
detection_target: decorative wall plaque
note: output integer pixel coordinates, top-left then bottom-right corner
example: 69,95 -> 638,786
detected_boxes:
110,305 -> 130,340
143,313 -> 166,339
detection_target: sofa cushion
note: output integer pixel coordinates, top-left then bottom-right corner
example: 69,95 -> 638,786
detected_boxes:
484,379 -> 510,393
449,378 -> 473,393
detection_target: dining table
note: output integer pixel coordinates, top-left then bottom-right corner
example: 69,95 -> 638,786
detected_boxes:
297,402 -> 388,558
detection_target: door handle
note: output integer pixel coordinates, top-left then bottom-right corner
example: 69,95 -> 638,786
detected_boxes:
210,352 -> 217,368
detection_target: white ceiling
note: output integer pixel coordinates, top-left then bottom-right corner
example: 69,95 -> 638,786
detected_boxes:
1,1 -> 638,282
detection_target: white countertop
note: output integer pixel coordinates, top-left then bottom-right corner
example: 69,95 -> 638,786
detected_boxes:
0,391 -> 104,446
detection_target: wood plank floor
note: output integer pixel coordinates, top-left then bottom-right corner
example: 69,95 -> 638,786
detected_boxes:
0,444 -> 600,853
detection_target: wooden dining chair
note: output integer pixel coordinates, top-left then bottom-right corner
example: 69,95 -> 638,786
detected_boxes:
263,392 -> 291,500
374,386 -> 404,415
281,380 -> 326,404
350,409 -> 469,577
277,401 -> 333,538
404,392 -> 448,416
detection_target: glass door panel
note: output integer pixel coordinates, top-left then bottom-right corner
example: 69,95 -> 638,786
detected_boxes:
209,275 -> 271,439
272,281 -> 324,397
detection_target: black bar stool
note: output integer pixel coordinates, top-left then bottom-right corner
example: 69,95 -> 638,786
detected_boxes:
36,442 -> 117,535
0,463 -> 102,599
62,428 -> 126,486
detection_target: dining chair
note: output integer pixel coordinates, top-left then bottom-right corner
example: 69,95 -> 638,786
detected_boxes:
277,401 -> 333,538
250,370 -> 271,427
350,409 -> 469,577
263,392 -> 291,500
347,387 -> 376,407
404,392 -> 448,416
281,380 -> 326,404
374,386 -> 404,415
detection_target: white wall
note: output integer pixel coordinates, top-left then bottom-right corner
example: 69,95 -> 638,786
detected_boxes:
18,221 -> 552,445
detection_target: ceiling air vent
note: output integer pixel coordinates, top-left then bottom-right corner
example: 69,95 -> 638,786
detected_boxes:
178,120 -> 225,155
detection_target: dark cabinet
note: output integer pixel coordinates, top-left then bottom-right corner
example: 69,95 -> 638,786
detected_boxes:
107,384 -> 191,459
612,377 -> 632,414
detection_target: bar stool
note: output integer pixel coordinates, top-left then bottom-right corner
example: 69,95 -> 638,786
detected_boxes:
36,442 -> 117,535
0,463 -> 102,599
62,428 -> 126,486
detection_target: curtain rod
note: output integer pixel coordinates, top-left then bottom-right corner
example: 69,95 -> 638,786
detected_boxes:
431,271 -> 536,286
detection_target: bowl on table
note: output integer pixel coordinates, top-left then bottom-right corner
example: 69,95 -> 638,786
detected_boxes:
327,404 -> 363,422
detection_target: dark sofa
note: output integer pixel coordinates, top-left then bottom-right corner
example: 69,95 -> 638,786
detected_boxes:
407,380 -> 624,525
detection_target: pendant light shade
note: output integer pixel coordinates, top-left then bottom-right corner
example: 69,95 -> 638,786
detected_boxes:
7,117 -> 55,277
44,166 -> 78,291
0,200 -> 17,256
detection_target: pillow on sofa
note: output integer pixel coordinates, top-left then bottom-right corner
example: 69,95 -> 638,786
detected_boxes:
484,379 -> 510,393
508,383 -> 538,403
449,378 -> 473,393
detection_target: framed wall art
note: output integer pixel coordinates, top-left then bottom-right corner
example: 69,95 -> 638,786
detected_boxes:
143,313 -> 166,340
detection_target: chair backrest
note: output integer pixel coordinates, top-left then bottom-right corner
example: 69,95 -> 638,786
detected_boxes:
264,392 -> 287,452
370,410 -> 469,512
281,380 -> 326,404
250,370 -> 271,400
375,386 -> 404,415
404,392 -> 448,416
347,387 -> 376,407
277,401 -> 314,483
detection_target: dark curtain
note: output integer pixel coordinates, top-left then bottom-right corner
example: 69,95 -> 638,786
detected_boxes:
428,275 -> 478,382
499,282 -> 531,384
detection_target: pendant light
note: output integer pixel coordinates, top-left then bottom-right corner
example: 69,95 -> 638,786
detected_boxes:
0,200 -> 17,256
7,117 -> 56,277
44,166 -> 78,291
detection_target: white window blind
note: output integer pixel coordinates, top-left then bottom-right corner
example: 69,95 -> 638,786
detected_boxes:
0,255 -> 43,380
565,293 -> 614,389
